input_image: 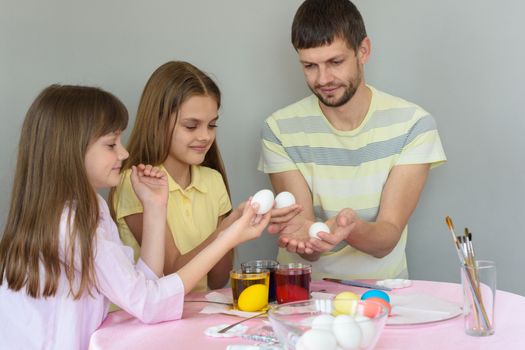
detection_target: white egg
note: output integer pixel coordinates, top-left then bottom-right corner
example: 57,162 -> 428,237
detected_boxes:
274,191 -> 296,208
251,189 -> 274,214
308,222 -> 331,239
299,329 -> 337,350
295,337 -> 308,350
332,315 -> 362,350
354,315 -> 377,348
311,314 -> 335,331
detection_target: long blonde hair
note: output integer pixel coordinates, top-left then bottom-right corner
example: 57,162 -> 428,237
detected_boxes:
0,85 -> 128,299
117,61 -> 230,194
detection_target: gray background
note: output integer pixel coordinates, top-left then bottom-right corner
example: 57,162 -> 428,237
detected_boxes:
1,0 -> 523,296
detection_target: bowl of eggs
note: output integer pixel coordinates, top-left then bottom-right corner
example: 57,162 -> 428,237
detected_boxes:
268,297 -> 388,350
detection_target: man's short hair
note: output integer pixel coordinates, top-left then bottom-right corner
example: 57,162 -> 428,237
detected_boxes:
291,0 -> 367,52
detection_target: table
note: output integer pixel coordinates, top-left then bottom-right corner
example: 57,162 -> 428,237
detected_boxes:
89,280 -> 525,349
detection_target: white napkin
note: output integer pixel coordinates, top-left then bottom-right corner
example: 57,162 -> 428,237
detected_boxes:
200,291 -> 263,317
204,324 -> 249,338
205,291 -> 233,304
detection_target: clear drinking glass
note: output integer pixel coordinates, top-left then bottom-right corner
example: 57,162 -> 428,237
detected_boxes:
275,263 -> 312,304
461,260 -> 496,336
230,268 -> 270,312
241,260 -> 278,303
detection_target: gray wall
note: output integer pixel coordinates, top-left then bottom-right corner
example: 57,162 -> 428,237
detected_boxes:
1,1 -> 523,296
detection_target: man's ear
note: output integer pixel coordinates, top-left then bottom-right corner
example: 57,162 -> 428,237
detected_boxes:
357,37 -> 371,64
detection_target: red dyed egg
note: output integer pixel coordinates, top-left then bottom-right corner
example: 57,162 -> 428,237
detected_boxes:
366,297 -> 391,316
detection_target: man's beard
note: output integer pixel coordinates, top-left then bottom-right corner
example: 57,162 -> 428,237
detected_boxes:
312,83 -> 357,107
310,68 -> 362,108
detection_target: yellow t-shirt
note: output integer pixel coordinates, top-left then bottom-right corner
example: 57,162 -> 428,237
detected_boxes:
112,164 -> 232,292
259,86 -> 446,280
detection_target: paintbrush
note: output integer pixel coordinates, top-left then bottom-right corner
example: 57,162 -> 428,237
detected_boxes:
445,216 -> 465,262
444,216 -> 490,330
323,278 -> 392,291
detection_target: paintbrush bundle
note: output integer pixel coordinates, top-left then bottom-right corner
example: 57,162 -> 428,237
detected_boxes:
445,216 -> 492,333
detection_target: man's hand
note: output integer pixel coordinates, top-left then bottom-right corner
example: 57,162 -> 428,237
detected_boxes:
264,201 -> 315,255
267,204 -> 303,234
306,208 -> 357,253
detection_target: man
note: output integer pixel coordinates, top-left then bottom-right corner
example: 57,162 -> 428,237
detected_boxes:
259,0 -> 446,280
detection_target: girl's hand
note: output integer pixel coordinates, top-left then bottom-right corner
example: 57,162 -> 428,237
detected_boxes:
130,164 -> 168,207
218,200 -> 247,231
219,200 -> 271,245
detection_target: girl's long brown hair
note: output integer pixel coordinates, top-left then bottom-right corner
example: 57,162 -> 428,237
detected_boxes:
111,61 -> 230,203
0,85 -> 128,299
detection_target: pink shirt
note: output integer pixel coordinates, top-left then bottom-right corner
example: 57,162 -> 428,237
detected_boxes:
0,195 -> 185,350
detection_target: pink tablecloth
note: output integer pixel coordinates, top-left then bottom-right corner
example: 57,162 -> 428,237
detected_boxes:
89,280 -> 525,349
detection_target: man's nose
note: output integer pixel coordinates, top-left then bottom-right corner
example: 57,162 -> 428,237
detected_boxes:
317,66 -> 333,86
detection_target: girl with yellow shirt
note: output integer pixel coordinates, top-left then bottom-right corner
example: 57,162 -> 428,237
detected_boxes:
111,61 -> 241,292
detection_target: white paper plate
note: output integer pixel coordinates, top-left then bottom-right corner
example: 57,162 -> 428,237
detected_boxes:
386,293 -> 462,326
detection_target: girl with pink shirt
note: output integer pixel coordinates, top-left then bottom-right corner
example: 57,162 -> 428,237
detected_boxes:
0,85 -> 269,350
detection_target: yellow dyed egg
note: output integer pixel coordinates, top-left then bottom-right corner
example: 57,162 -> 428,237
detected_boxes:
333,291 -> 360,315
238,284 -> 269,312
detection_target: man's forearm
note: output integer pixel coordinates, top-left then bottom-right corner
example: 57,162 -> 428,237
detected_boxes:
345,220 -> 402,258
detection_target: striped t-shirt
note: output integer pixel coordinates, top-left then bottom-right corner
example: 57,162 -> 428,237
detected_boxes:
258,85 -> 446,280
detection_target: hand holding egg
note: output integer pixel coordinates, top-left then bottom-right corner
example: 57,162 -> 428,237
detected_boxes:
274,191 -> 296,208
308,222 -> 331,239
251,189 -> 298,214
251,189 -> 275,214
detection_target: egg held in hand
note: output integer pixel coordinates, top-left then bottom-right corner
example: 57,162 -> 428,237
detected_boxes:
274,191 -> 296,208
308,222 -> 331,239
251,189 -> 274,214
237,284 -> 269,312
